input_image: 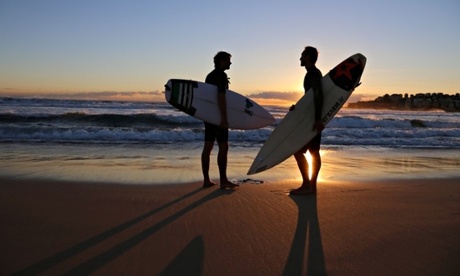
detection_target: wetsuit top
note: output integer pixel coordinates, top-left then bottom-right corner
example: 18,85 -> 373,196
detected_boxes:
205,69 -> 228,94
304,66 -> 324,121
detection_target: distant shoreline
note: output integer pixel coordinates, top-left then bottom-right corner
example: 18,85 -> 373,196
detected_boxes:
347,92 -> 460,112
344,105 -> 456,112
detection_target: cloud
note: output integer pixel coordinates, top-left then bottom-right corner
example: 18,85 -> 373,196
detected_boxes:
68,91 -> 166,102
247,91 -> 303,106
65,91 -> 163,101
247,91 -> 301,100
246,91 -> 377,106
347,93 -> 380,103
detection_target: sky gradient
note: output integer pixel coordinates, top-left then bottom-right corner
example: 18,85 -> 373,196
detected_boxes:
1,0 -> 459,104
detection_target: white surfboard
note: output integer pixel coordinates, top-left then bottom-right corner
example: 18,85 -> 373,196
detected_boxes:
164,79 -> 275,130
247,53 -> 367,175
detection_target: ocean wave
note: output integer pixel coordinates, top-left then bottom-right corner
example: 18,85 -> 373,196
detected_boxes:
1,122 -> 458,148
0,126 -> 274,144
329,116 -> 459,129
0,96 -> 158,110
1,97 -> 459,149
0,112 -> 202,127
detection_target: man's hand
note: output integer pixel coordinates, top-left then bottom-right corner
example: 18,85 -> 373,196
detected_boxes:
312,120 -> 325,132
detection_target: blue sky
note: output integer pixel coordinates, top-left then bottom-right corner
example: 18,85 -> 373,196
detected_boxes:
1,0 -> 459,103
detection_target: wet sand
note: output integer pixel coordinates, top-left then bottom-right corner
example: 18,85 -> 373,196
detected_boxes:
1,177 -> 459,275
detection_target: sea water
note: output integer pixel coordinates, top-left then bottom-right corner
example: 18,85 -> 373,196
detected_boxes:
0,97 -> 459,184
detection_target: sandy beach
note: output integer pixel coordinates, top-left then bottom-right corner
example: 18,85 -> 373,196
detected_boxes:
1,177 -> 459,275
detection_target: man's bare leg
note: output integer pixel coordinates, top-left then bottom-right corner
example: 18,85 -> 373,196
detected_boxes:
201,141 -> 216,187
309,150 -> 321,193
290,151 -> 313,195
217,142 -> 238,189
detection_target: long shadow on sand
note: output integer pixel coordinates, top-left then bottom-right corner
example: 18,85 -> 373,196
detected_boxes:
64,189 -> 231,274
283,195 -> 326,275
159,236 -> 205,276
14,187 -> 229,275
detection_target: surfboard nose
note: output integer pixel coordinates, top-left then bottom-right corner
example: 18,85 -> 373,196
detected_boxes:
354,53 -> 367,67
329,53 -> 367,91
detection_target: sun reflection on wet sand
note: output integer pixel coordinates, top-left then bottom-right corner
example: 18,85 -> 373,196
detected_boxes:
0,143 -> 458,185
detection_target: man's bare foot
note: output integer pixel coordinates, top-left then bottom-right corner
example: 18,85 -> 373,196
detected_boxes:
220,180 -> 239,189
203,180 -> 217,188
289,186 -> 316,195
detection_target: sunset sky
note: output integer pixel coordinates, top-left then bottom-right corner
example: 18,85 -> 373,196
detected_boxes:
1,0 -> 459,105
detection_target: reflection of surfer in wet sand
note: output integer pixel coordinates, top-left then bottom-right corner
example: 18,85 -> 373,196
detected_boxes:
201,51 -> 239,190
290,46 -> 324,195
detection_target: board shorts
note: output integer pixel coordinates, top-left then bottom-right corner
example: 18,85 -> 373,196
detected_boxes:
204,122 -> 228,143
299,132 -> 322,153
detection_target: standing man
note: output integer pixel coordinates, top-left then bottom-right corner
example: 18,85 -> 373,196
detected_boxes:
290,46 -> 324,195
202,51 -> 239,189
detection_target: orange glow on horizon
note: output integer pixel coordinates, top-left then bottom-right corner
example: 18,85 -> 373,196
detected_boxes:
0,90 -> 166,103
250,98 -> 294,107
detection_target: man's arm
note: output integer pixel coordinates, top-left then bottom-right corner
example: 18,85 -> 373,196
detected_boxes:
217,92 -> 228,128
216,73 -> 229,128
311,74 -> 324,132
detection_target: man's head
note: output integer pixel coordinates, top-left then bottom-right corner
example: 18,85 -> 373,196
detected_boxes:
214,51 -> 232,70
300,46 -> 318,68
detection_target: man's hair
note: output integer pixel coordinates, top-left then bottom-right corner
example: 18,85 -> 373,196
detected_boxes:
303,46 -> 318,64
213,51 -> 232,67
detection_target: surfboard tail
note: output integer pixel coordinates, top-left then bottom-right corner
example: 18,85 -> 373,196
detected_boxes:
247,164 -> 266,175
247,153 -> 291,175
